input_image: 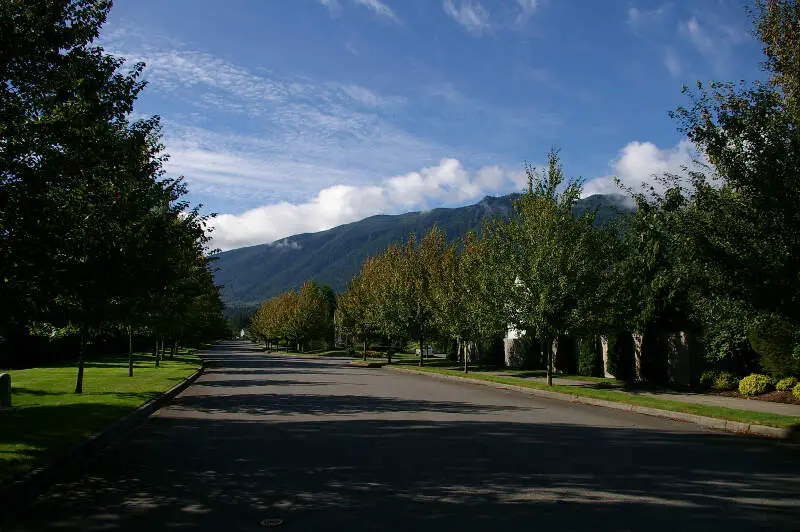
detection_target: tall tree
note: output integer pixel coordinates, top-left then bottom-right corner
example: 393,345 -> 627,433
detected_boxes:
503,150 -> 610,385
667,0 -> 800,375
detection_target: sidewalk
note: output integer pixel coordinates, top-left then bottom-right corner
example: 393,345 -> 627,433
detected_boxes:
490,372 -> 800,417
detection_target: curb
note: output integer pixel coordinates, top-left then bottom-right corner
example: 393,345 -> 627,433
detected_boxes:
0,364 -> 204,529
387,366 -> 799,442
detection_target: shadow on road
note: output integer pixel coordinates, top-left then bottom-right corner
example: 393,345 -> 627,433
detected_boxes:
17,416 -> 800,532
9,341 -> 800,531
169,392 -> 526,417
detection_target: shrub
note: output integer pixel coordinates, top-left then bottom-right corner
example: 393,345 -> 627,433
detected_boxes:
776,377 -> 798,391
578,336 -> 602,377
793,383 -> 800,401
748,319 -> 800,377
699,370 -> 718,389
738,374 -> 772,396
713,372 -> 739,391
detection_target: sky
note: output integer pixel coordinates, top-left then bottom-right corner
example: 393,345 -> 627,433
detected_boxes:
102,0 -> 766,251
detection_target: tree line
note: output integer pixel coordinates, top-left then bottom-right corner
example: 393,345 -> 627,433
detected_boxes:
252,0 -> 800,385
250,281 -> 336,353
0,1 -> 228,391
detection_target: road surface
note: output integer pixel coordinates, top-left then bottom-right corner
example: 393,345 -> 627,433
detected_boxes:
8,341 -> 800,531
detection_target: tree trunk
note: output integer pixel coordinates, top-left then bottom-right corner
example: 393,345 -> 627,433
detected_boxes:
74,327 -> 87,394
362,339 -> 367,361
128,326 -> 134,377
171,340 -> 177,359
632,332 -> 644,382
418,335 -> 425,367
160,336 -> 167,361
464,339 -> 469,374
154,338 -> 160,367
387,344 -> 393,365
546,337 -> 553,386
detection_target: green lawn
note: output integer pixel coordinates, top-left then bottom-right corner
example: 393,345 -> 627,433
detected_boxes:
399,365 -> 800,429
0,351 -> 201,484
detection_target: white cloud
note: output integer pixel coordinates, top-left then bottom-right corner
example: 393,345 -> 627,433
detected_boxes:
515,0 -> 539,22
320,0 -> 399,22
210,158 -> 520,250
627,5 -> 667,33
664,47 -> 681,77
444,0 -> 491,34
583,139 -> 702,197
681,17 -> 715,57
353,0 -> 399,22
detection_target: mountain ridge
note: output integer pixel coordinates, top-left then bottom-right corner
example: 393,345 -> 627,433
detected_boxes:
214,193 -> 631,309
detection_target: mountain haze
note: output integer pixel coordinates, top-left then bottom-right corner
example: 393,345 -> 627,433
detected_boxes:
214,193 -> 631,309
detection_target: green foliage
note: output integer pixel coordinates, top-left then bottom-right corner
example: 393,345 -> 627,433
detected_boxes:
713,372 -> 739,391
251,281 -> 334,351
700,370 -> 738,391
738,374 -> 772,396
0,0 -> 226,387
793,383 -> 800,401
748,318 -> 800,376
578,336 -> 602,377
776,377 -> 798,391
500,150 -> 615,383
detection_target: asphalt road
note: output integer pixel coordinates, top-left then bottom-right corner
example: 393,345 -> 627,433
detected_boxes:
8,341 -> 800,531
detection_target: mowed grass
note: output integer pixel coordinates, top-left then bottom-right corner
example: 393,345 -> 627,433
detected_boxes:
400,365 -> 800,429
0,351 -> 201,484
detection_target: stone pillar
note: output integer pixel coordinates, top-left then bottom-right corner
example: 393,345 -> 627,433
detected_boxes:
632,332 -> 644,382
0,373 -> 10,408
667,331 -> 691,386
601,336 -> 614,378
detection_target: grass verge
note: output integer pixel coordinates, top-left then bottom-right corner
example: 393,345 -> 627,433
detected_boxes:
398,365 -> 800,429
0,351 -> 201,485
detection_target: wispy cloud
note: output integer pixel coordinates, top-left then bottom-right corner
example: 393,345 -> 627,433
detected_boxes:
681,17 -> 715,56
444,0 -> 491,34
354,0 -> 399,23
443,0 -> 541,34
626,5 -> 669,33
320,0 -> 399,23
211,158 -> 522,250
664,46 -> 682,77
678,13 -> 750,75
515,0 -> 540,23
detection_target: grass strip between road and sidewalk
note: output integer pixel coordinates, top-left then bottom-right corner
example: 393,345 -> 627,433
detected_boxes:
0,351 -> 201,485
397,365 -> 800,429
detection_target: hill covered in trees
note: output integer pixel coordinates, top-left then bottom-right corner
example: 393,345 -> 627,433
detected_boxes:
214,193 -> 631,309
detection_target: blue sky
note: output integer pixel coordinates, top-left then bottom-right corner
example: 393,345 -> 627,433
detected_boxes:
102,0 -> 764,250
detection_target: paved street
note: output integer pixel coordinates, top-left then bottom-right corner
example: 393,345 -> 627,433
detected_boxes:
9,341 -> 800,531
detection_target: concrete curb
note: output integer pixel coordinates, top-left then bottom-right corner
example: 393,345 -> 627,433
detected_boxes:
387,366 -> 799,441
0,364 -> 204,529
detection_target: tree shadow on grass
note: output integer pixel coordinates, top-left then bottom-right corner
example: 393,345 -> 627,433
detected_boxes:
0,403 -> 136,485
9,416 -> 800,532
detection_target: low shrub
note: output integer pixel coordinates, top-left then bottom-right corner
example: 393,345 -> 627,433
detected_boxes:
738,374 -> 772,396
776,377 -> 798,392
712,372 -> 739,391
699,370 -> 718,389
793,383 -> 800,401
